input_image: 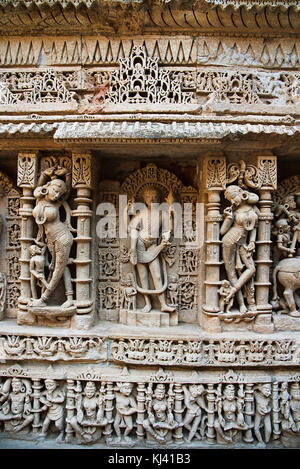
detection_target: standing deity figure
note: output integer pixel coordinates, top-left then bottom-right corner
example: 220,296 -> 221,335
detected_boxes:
31,166 -> 76,309
120,273 -> 137,311
214,384 -> 248,444
220,185 -> 260,314
0,377 -> 33,433
143,383 -> 179,444
128,187 -> 175,314
182,384 -> 207,442
39,379 -> 65,442
253,383 -> 272,443
280,382 -> 300,435
69,381 -> 108,443
113,382 -> 138,444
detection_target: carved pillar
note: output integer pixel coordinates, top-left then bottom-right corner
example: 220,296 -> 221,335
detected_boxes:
65,379 -> 76,443
32,378 -> 42,434
17,151 -> 39,325
243,383 -> 254,443
103,381 -> 114,443
136,382 -> 146,442
272,381 -> 281,440
71,151 -> 94,329
203,157 -> 226,333
254,156 -> 277,333
206,384 -> 216,443
173,383 -> 184,443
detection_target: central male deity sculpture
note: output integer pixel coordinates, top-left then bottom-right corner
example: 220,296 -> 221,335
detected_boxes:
128,186 -> 175,314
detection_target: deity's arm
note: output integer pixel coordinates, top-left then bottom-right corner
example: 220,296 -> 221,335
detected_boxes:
128,213 -> 142,263
62,200 -> 76,233
220,210 -> 234,236
277,236 -> 293,254
50,390 -> 65,404
196,395 -> 208,412
182,386 -> 194,411
55,167 -> 72,200
39,392 -> 51,410
118,404 -> 137,416
216,398 -> 224,422
36,167 -> 55,187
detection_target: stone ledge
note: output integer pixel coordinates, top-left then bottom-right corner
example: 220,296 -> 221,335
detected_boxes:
0,319 -> 300,366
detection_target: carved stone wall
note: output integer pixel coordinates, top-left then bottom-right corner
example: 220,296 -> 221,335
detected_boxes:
0,0 -> 299,451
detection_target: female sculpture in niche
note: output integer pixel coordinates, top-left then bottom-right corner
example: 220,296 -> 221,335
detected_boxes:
143,383 -> 179,443
128,186 -> 175,314
30,166 -> 76,309
220,185 -> 260,314
69,381 -> 108,443
214,383 -> 248,444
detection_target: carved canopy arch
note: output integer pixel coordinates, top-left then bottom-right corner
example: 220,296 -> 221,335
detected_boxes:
121,163 -> 193,201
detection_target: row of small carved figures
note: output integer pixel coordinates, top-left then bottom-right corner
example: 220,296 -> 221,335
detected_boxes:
0,377 -> 299,445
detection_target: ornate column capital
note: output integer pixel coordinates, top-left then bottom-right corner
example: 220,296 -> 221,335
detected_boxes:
257,155 -> 277,191
203,156 -> 227,192
71,151 -> 92,189
17,151 -> 39,188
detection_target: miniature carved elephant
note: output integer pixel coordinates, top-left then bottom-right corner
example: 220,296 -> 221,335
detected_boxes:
272,257 -> 300,317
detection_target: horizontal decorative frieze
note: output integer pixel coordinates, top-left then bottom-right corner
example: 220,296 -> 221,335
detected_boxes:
0,363 -> 298,447
0,333 -> 106,361
0,328 -> 299,366
1,36 -> 299,69
110,337 -> 299,366
53,121 -> 300,142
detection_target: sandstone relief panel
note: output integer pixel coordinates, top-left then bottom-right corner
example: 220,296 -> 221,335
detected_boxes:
0,154 -> 296,335
97,163 -> 199,328
0,2 -> 299,450
0,365 -> 298,447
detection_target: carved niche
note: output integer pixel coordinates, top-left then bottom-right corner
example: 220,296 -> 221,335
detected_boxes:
203,156 -> 277,331
271,175 -> 300,326
97,164 -> 199,327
